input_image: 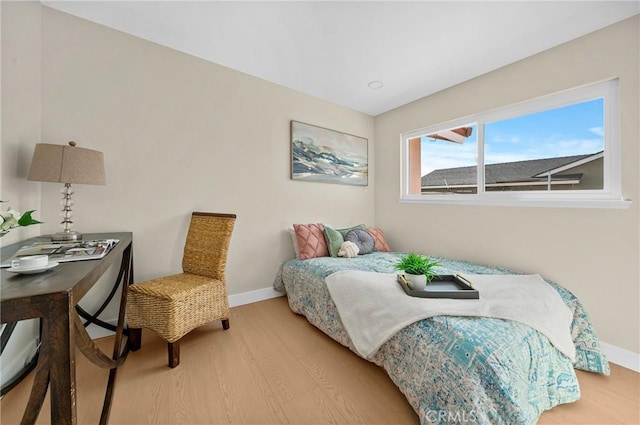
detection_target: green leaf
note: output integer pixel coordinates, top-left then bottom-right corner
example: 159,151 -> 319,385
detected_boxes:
395,253 -> 441,282
18,210 -> 42,227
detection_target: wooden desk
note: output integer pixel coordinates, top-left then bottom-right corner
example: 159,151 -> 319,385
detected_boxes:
1,232 -> 133,425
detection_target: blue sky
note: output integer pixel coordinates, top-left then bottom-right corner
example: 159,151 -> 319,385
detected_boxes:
421,98 -> 604,174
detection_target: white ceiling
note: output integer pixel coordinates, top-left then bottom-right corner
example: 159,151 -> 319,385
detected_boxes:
42,1 -> 639,116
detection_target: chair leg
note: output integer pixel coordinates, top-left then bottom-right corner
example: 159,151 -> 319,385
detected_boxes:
168,341 -> 180,368
222,319 -> 230,330
129,328 -> 142,351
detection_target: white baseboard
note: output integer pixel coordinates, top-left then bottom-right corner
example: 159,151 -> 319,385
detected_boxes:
600,342 -> 640,372
228,287 -> 284,307
89,288 -> 640,375
87,287 -> 284,339
228,289 -> 640,374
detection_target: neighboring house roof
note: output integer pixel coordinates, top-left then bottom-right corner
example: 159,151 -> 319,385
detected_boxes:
421,152 -> 602,188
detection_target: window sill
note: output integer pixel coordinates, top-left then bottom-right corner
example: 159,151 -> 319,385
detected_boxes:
399,196 -> 632,210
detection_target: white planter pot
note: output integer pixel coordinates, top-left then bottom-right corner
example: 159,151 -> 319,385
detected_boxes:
406,273 -> 426,291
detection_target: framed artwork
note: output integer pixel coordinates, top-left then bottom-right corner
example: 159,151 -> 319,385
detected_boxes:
291,120 -> 368,186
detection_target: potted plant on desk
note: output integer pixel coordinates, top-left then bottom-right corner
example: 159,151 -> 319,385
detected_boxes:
395,253 -> 441,291
0,201 -> 41,237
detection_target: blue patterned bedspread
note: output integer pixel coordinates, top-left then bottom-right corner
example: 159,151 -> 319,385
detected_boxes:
273,252 -> 609,425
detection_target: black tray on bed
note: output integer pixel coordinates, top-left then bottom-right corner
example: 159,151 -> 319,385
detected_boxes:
397,274 -> 479,299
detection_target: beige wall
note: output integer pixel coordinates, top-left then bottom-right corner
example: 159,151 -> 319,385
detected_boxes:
1,1 -> 42,245
2,2 -> 638,360
375,16 -> 640,354
36,6 -> 375,295
0,0 -> 43,385
37,6 -> 375,295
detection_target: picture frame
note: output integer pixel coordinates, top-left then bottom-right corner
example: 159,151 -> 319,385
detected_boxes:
291,120 -> 368,186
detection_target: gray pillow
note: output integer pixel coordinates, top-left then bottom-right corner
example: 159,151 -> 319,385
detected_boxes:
337,224 -> 366,239
345,229 -> 375,255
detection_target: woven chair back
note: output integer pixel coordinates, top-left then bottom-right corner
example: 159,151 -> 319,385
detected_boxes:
182,212 -> 236,280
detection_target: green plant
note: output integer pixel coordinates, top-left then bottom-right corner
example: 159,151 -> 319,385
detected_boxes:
395,253 -> 441,283
0,201 -> 42,233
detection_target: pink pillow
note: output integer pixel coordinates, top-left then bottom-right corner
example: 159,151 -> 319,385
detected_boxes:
293,223 -> 329,259
367,228 -> 391,252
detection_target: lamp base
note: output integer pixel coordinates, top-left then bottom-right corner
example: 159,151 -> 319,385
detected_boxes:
51,231 -> 82,242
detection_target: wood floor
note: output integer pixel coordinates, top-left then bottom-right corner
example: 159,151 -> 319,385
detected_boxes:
1,296 -> 638,425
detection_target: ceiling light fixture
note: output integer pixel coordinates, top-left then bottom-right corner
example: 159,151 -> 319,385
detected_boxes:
368,81 -> 384,90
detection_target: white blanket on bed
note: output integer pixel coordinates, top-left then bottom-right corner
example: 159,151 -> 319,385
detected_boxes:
325,271 -> 575,361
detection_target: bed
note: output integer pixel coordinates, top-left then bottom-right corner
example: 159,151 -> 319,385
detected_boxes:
273,251 -> 609,425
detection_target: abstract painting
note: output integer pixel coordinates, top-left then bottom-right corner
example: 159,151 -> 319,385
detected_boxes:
291,121 -> 368,186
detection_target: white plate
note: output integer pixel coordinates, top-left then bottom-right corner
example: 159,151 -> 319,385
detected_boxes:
7,261 -> 59,274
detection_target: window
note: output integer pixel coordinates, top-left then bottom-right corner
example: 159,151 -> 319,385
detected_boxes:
401,79 -> 628,208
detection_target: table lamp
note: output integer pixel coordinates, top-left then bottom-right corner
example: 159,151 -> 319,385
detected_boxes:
28,141 -> 106,241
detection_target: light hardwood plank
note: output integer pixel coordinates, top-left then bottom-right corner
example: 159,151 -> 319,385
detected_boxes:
232,302 -> 317,405
281,386 -> 350,425
538,364 -> 640,425
299,345 -> 417,424
1,296 -> 638,425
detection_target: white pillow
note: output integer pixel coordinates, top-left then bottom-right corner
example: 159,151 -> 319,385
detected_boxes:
338,241 -> 359,258
289,228 -> 300,259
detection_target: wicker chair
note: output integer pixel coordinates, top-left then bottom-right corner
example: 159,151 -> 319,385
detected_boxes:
127,212 -> 236,367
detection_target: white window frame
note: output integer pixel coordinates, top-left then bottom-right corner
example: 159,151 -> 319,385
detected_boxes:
400,79 -> 630,209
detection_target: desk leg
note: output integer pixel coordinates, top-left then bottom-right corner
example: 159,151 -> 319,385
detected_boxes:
20,330 -> 49,425
48,293 -> 77,425
99,243 -> 133,425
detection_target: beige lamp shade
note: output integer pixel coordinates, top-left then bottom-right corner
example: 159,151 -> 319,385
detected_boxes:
28,142 -> 106,185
